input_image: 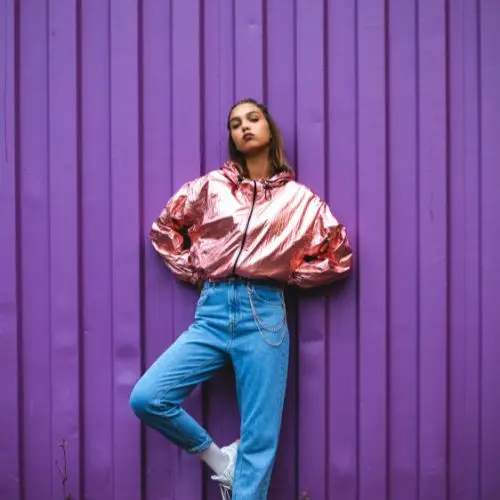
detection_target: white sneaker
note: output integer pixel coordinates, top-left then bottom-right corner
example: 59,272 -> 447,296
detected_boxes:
211,439 -> 240,498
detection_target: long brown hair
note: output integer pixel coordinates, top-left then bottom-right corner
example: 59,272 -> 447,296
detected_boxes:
227,98 -> 294,178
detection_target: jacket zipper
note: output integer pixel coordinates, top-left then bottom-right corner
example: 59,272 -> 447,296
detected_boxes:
231,180 -> 257,276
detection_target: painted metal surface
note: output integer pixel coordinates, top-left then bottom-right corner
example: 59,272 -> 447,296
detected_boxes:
1,0 -> 499,499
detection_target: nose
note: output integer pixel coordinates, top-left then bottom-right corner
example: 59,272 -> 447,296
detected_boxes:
241,121 -> 250,132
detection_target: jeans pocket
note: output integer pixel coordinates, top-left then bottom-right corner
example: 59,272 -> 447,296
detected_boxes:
249,284 -> 284,305
196,282 -> 215,308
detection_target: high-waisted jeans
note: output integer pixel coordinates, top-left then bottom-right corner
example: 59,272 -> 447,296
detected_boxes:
129,279 -> 290,499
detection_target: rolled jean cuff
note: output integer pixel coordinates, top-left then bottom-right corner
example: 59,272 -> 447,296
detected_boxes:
186,436 -> 213,455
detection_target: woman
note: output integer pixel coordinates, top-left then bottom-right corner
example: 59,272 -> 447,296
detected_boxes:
130,98 -> 352,499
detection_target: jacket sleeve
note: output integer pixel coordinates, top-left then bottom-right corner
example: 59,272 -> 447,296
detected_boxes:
149,181 -> 203,285
288,201 -> 352,288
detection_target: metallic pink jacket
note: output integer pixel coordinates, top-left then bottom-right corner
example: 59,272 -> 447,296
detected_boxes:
150,161 -> 352,288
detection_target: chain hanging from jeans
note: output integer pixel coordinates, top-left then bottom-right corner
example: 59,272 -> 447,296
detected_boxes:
247,285 -> 288,347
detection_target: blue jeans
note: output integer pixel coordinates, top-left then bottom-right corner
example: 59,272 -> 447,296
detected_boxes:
130,279 -> 290,499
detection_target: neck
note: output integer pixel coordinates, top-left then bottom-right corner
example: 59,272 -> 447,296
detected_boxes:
245,151 -> 272,180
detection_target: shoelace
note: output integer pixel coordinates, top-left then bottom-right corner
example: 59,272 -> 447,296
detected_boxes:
219,483 -> 232,500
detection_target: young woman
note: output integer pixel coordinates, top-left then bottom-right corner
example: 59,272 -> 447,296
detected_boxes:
130,98 -> 352,499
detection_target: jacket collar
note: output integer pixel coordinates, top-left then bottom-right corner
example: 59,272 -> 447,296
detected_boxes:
221,161 -> 294,190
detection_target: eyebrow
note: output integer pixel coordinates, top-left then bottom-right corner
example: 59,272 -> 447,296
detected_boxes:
229,111 -> 262,123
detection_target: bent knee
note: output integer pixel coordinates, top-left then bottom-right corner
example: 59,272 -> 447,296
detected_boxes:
129,383 -> 154,417
129,383 -> 178,419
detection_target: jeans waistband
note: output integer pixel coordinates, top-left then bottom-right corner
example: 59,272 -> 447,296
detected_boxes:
208,275 -> 285,290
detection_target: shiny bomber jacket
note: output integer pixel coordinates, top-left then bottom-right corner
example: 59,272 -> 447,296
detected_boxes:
150,161 -> 352,288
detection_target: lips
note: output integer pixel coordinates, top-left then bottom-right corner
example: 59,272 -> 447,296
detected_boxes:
243,132 -> 255,141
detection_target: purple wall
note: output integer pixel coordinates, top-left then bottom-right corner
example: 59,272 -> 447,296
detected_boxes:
1,1 -> 500,499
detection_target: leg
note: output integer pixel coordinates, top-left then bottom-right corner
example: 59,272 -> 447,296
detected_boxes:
230,284 -> 290,499
129,321 -> 228,454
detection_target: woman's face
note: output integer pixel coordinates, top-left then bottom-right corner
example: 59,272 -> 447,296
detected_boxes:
229,103 -> 271,156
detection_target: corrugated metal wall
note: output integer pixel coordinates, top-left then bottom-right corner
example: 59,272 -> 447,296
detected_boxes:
1,1 -> 500,499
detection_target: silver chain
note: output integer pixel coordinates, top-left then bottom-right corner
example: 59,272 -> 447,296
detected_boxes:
247,286 -> 288,347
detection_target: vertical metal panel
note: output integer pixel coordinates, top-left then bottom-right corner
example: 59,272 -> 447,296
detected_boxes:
2,1 -> 500,499
295,1 -> 328,498
357,0 -> 388,498
18,1 -> 52,498
448,2 -> 481,499
479,1 -> 500,498
388,1 -> 419,499
80,1 -> 113,498
0,1 -> 21,499
109,0 -> 142,498
327,1 -> 358,499
417,1 -> 449,499
47,0 -> 81,498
